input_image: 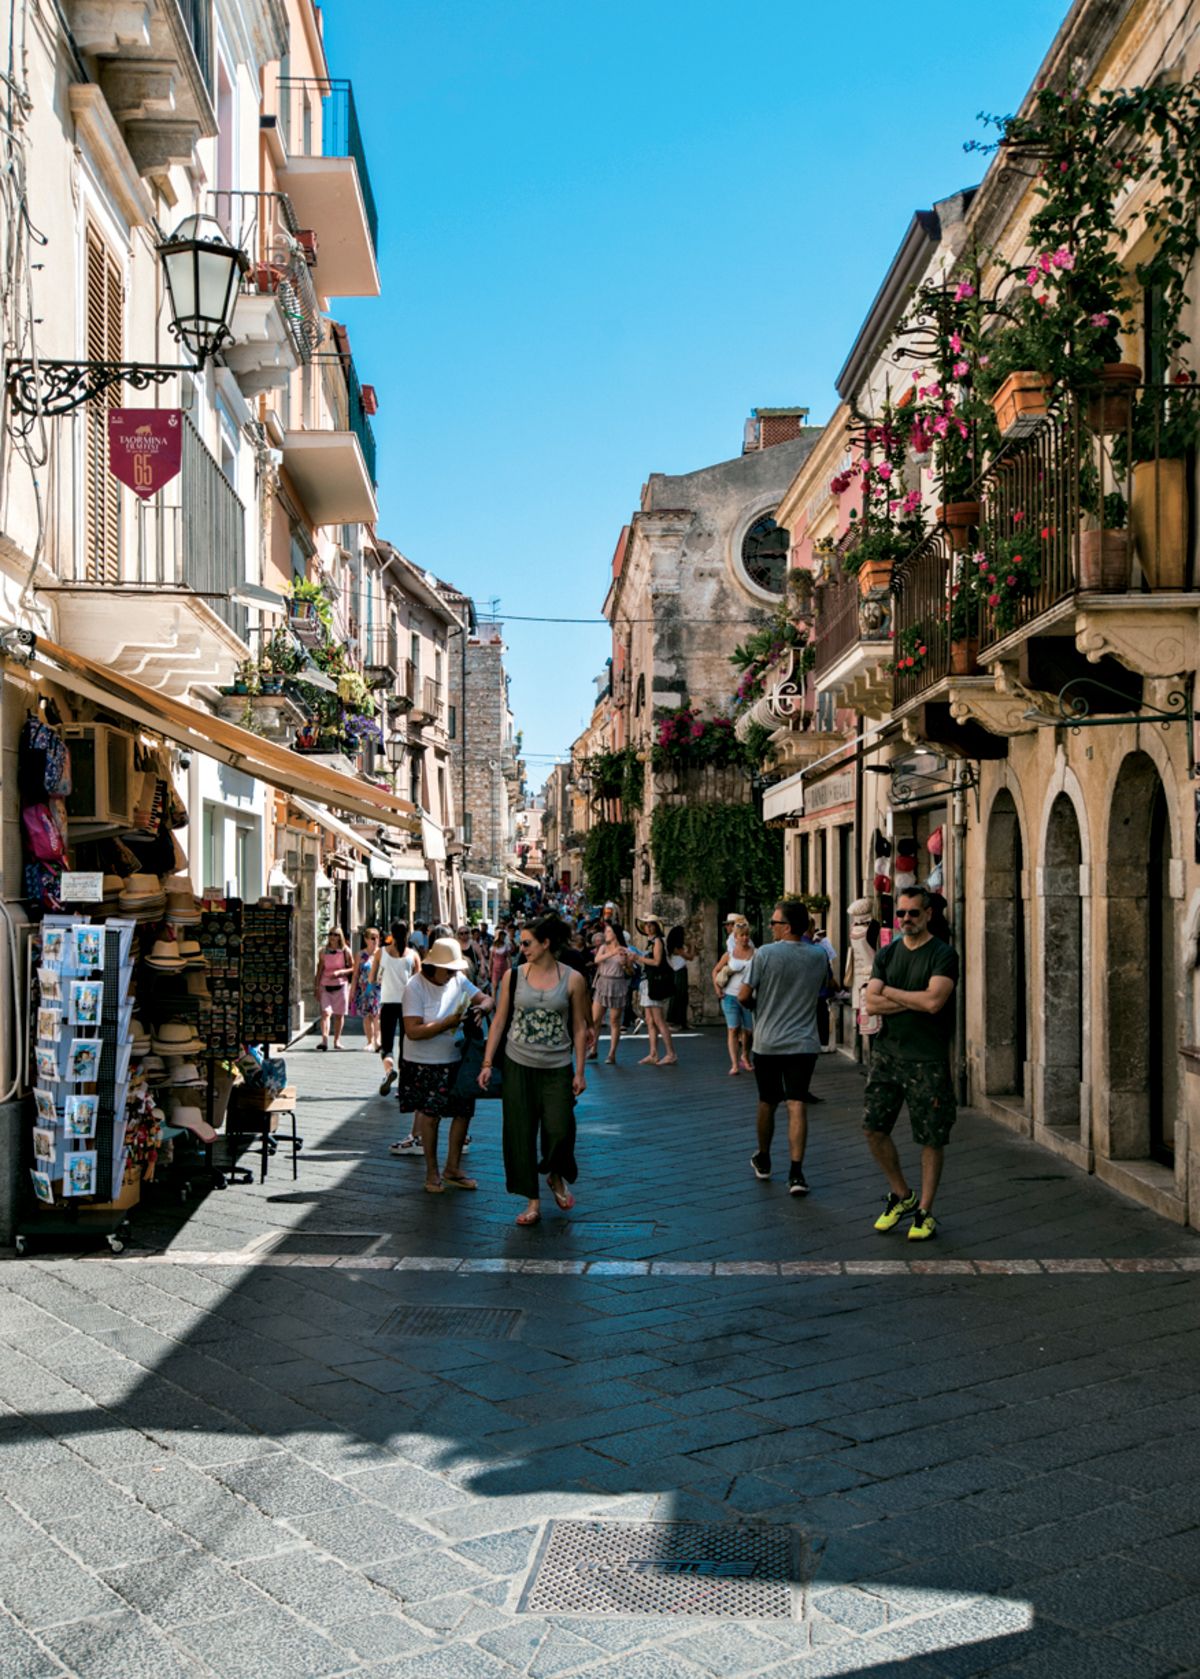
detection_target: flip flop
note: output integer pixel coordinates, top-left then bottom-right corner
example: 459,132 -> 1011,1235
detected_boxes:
549,1178 -> 575,1211
443,1176 -> 477,1191
424,1181 -> 444,1195
515,1208 -> 541,1226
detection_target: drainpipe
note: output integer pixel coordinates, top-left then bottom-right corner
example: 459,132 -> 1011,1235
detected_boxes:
953,764 -> 968,1106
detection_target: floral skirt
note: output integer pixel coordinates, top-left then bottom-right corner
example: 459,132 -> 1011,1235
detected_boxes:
400,1057 -> 475,1120
354,980 -> 381,1018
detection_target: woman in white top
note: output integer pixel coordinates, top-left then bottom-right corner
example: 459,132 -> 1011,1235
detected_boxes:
713,917 -> 755,1075
401,937 -> 493,1194
374,921 -> 421,1095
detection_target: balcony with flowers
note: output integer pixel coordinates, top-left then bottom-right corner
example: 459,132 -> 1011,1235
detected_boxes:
730,591 -> 841,771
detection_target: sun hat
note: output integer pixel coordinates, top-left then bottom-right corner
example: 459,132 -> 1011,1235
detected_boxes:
169,1061 -> 205,1086
139,1054 -> 168,1083
168,1104 -> 217,1143
185,971 -> 212,1001
724,911 -> 739,922
146,937 -> 185,970
130,1018 -> 151,1054
166,890 -> 200,926
848,897 -> 874,918
151,1021 -> 204,1055
178,938 -> 205,968
635,916 -> 663,937
120,873 -> 165,906
422,937 -> 470,972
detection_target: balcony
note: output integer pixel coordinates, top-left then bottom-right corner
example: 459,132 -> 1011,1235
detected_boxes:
363,623 -> 400,683
811,566 -> 893,717
410,677 -> 442,728
271,78 -> 380,298
65,0 -> 216,186
210,191 -> 320,395
50,415 -> 249,696
391,658 -> 418,711
281,352 -> 378,526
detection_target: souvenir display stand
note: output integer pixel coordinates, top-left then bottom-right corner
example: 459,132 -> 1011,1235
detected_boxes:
17,919 -> 136,1255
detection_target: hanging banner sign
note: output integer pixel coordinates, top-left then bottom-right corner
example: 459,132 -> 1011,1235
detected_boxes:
108,409 -> 182,500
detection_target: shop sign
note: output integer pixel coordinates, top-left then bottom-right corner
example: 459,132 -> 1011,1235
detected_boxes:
107,409 -> 182,500
60,872 -> 103,902
803,770 -> 855,815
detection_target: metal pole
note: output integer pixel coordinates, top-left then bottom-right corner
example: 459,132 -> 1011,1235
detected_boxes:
952,763 -> 968,1106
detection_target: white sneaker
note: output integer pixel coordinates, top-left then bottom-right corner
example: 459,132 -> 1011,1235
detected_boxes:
389,1135 -> 420,1156
379,1069 -> 396,1095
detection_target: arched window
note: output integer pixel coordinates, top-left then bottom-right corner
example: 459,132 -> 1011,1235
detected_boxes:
634,673 -> 645,715
741,513 -> 790,596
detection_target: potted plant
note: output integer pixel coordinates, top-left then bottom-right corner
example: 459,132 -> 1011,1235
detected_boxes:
1079,491 -> 1130,594
232,656 -> 260,697
980,521 -> 1044,638
890,624 -> 929,678
947,552 -> 986,673
1116,376 -> 1198,589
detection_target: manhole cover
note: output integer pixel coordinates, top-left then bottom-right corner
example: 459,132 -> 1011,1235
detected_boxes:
519,1520 -> 804,1619
273,1232 -> 386,1255
376,1305 -> 523,1340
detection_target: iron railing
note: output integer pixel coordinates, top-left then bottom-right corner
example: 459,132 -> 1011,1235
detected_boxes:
362,622 -> 399,675
813,568 -> 875,682
275,78 -> 379,256
312,352 -> 377,486
207,190 -> 320,364
421,677 -> 442,721
174,0 -> 211,87
891,526 -> 975,707
136,416 -> 248,641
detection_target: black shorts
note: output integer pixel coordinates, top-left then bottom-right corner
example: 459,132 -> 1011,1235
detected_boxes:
752,1051 -> 818,1107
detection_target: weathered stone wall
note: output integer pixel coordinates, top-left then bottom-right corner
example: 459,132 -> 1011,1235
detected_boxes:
449,632 -> 512,878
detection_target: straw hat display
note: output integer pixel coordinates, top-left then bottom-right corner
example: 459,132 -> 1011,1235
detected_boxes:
146,936 -> 185,971
151,1021 -> 204,1056
119,873 -> 165,909
178,938 -> 205,969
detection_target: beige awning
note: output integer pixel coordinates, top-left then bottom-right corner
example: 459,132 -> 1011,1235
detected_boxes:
29,634 -> 419,833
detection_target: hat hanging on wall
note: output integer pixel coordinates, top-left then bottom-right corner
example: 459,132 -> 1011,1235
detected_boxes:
926,826 -> 944,857
894,868 -> 918,891
873,872 -> 892,895
872,828 -> 892,858
927,862 -> 945,890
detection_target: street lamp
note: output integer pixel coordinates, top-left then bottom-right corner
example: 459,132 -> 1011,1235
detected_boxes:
6,215 -> 248,425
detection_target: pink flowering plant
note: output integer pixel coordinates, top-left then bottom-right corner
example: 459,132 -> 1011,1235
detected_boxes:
729,613 -> 814,711
652,707 -> 749,772
830,394 -> 928,576
975,512 -> 1045,636
888,624 -> 929,676
896,277 -> 998,502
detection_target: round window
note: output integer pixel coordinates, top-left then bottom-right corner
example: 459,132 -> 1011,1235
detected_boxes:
741,514 -> 790,596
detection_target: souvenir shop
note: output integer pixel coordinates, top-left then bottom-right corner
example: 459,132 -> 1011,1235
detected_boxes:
8,634 -> 419,1251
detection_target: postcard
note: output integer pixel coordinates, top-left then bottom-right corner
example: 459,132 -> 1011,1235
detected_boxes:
33,1048 -> 58,1082
37,966 -> 62,1004
36,1007 -> 62,1043
30,1169 -> 53,1206
69,980 -> 103,1028
31,1128 -> 55,1162
63,1150 -> 97,1197
41,928 -> 66,965
64,1094 -> 98,1139
33,1087 -> 56,1124
71,925 -> 103,973
67,1040 -> 101,1084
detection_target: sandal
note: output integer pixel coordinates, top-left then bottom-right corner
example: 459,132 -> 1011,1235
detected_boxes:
443,1174 -> 477,1191
550,1182 -> 575,1212
424,1181 -> 444,1195
515,1208 -> 541,1226
638,1055 -> 660,1065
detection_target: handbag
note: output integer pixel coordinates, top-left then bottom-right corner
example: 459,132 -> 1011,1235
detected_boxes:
453,1031 -> 502,1099
646,959 -> 674,1003
713,960 -> 731,990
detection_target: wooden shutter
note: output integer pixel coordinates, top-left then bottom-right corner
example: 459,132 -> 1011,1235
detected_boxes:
83,228 -> 122,584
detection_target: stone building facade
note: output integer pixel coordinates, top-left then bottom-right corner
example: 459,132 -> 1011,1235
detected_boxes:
448,620 -> 524,919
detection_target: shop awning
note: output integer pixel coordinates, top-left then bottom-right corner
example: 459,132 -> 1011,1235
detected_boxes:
506,868 -> 540,890
289,797 -> 394,875
420,814 -> 446,862
389,860 -> 430,883
29,635 -> 419,833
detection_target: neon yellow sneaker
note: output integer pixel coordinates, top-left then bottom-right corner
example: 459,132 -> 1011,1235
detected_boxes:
873,1190 -> 918,1232
907,1208 -> 938,1241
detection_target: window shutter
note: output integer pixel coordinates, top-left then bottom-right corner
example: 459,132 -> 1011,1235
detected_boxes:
83,229 -> 122,584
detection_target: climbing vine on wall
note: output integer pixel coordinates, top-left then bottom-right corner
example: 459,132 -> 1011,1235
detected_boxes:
650,803 -> 783,905
583,821 -> 635,903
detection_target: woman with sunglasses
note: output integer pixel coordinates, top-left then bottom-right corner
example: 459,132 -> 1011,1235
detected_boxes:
634,916 -> 677,1065
479,914 -> 590,1226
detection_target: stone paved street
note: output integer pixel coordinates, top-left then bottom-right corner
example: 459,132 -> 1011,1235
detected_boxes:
2,1027 -> 1200,1677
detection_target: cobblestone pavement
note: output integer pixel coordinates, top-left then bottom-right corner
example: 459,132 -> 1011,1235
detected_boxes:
3,1028 -> 1200,1677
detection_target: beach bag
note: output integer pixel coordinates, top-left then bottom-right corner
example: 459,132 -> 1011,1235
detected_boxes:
22,800 -> 68,863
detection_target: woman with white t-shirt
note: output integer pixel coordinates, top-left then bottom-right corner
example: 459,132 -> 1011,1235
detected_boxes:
712,918 -> 755,1075
402,937 -> 493,1194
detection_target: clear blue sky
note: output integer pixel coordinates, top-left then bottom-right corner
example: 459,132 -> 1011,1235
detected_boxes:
324,0 -> 1064,785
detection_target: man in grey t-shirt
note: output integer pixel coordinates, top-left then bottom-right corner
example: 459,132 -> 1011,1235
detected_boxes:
739,900 -> 829,1195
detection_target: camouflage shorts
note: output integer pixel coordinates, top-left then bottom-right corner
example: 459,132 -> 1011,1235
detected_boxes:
863,1048 -> 957,1148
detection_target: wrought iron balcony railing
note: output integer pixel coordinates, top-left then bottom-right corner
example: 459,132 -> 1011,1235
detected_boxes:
175,0 -> 211,87
362,623 -> 399,677
208,189 -> 320,363
137,416 -> 248,641
313,351 -> 377,487
275,78 -> 379,256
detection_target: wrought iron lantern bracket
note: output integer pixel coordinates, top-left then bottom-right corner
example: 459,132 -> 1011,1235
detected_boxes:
6,359 -> 181,427
1021,677 -> 1194,775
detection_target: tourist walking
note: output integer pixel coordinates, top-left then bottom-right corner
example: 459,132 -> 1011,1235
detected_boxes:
591,922 -> 635,1064
402,936 -> 493,1194
490,927 -> 514,992
375,922 -> 421,1095
739,900 -> 828,1194
352,927 -> 382,1051
713,917 -> 755,1075
313,928 -> 354,1051
863,885 -> 959,1241
665,925 -> 691,1029
479,914 -> 590,1226
635,916 -> 678,1065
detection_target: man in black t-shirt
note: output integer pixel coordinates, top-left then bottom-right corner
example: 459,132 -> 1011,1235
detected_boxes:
862,886 -> 959,1242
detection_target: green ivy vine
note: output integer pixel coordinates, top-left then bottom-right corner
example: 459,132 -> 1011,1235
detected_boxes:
650,803 -> 783,905
583,821 -> 635,903
582,748 -> 644,811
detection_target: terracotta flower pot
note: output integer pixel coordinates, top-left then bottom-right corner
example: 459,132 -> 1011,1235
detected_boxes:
858,558 -> 892,595
991,371 -> 1051,437
1131,458 -> 1188,590
1085,363 -> 1141,434
937,501 -> 982,552
949,637 -> 979,676
1078,528 -> 1130,593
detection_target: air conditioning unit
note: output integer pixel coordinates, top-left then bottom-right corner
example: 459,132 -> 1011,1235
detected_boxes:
63,724 -> 136,830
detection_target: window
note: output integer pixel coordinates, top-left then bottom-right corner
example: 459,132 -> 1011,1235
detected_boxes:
410,632 -> 420,680
437,767 -> 446,821
634,673 -> 645,715
740,512 -> 790,596
84,228 -> 122,584
447,704 -> 457,740
463,812 -> 473,845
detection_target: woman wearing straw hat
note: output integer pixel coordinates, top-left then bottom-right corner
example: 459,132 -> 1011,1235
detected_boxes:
479,914 -> 590,1226
634,916 -> 678,1065
401,936 -> 493,1193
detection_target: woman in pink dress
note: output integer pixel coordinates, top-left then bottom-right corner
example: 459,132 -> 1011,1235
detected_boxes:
313,927 -> 354,1050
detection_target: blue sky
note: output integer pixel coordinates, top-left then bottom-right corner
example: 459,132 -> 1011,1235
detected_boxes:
325,0 -> 1063,784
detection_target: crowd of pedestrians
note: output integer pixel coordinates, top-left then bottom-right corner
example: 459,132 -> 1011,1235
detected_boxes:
324,880 -> 958,1237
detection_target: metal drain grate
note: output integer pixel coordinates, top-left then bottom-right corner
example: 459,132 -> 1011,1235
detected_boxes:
519,1520 -> 804,1619
376,1305 -> 523,1340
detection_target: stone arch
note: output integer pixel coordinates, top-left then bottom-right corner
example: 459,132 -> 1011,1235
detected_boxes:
982,785 -> 1029,1100
1105,749 -> 1179,1163
1040,792 -> 1084,1133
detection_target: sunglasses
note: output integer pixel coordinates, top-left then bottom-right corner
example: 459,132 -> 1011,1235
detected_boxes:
896,909 -> 924,919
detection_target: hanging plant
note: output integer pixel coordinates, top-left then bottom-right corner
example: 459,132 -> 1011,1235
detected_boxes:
582,821 -> 634,903
582,747 -> 644,810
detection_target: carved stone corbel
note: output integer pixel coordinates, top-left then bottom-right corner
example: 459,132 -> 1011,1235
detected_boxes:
1074,604 -> 1199,678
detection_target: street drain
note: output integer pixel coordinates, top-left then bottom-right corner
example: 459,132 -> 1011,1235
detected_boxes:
376,1305 -> 523,1341
519,1519 -> 804,1619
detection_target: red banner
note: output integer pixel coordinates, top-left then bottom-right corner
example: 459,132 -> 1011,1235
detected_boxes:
108,409 -> 183,500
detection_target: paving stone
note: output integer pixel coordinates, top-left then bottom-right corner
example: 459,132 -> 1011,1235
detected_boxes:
371,1645 -> 515,1678
101,1551 -> 265,1624
0,1553 -> 124,1628
283,1503 -> 440,1565
173,1603 -> 349,1676
35,1610 -> 201,1679
454,1525 -> 540,1576
45,1500 -> 193,1568
211,1455 -> 356,1517
0,1614 -> 65,1677
326,1611 -> 436,1660
342,1461 -> 470,1514
365,1549 -> 489,1602
667,1623 -> 795,1674
238,1547 -> 396,1621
